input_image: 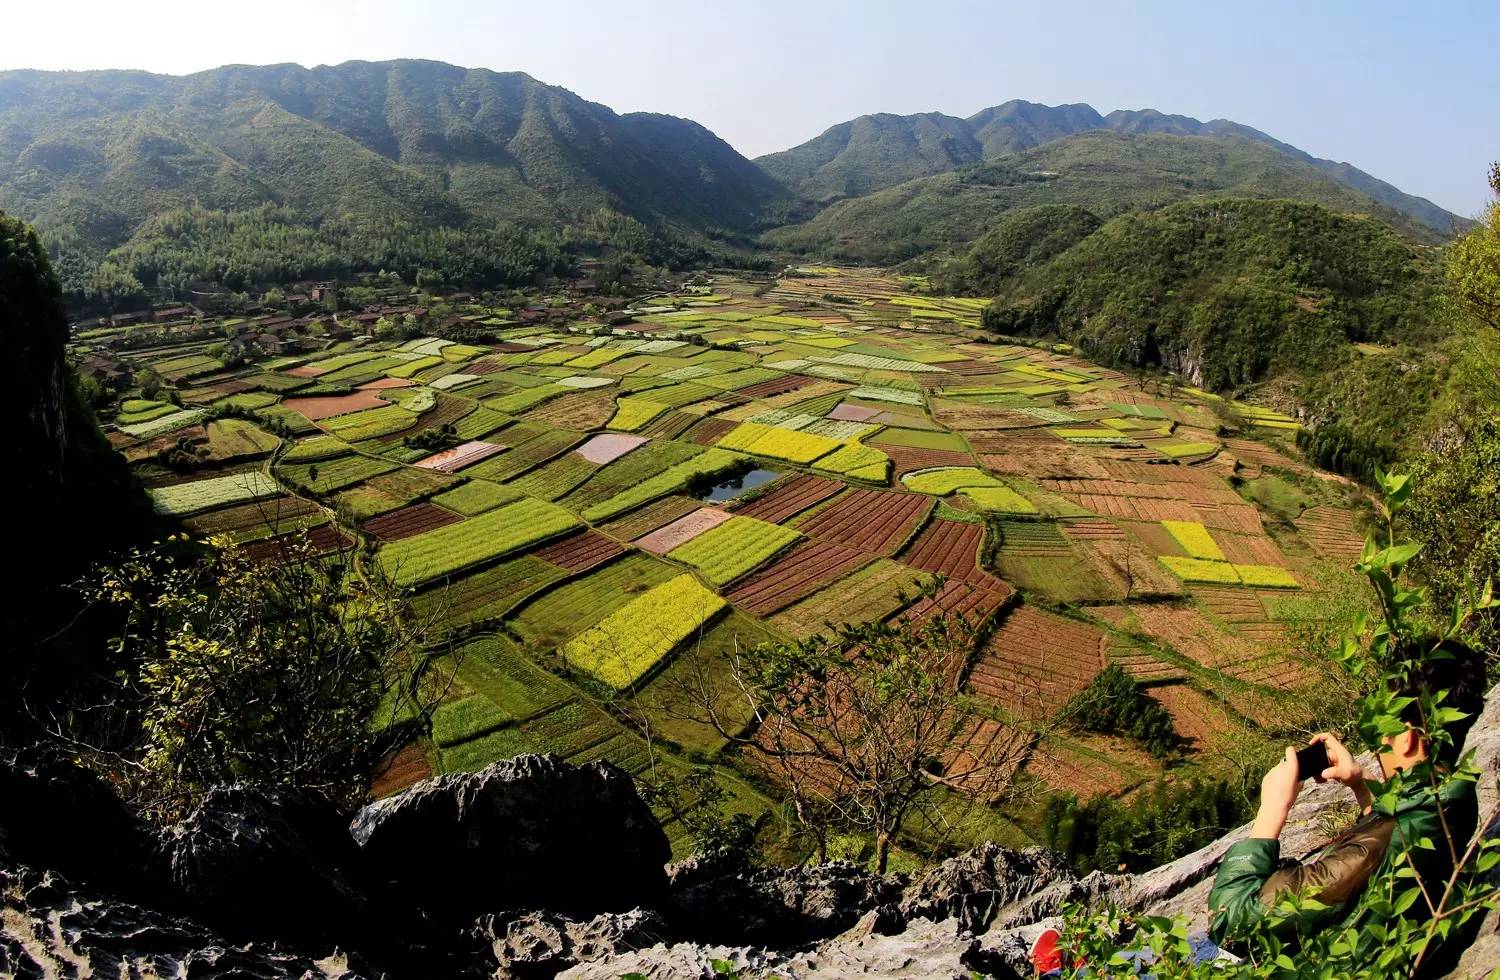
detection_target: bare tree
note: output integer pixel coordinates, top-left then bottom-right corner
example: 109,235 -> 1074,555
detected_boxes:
666,612 -> 1026,873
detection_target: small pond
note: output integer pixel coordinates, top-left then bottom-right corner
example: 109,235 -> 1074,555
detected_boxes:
698,467 -> 780,503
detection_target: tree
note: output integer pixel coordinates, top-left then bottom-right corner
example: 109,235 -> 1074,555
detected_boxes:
73,531 -> 449,818
1447,162 -> 1500,331
672,612 -> 1024,873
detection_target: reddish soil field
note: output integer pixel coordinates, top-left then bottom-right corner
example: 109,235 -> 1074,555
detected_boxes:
968,606 -> 1107,720
1061,519 -> 1127,540
243,524 -> 351,563
892,580 -> 1014,626
685,417 -> 741,446
1194,587 -> 1269,623
796,488 -> 934,555
574,433 -> 648,465
899,518 -> 994,584
361,502 -> 463,541
413,440 -> 508,473
283,390 -> 391,420
1295,505 -> 1365,561
875,444 -> 976,477
532,529 -> 625,572
727,540 -> 871,616
827,403 -> 882,422
1026,739 -> 1141,797
358,377 -> 415,391
732,475 -> 844,524
286,364 -> 327,378
735,374 -> 814,400
370,741 -> 433,799
943,716 -> 1031,792
635,507 -> 733,553
597,495 -> 704,541
1146,684 -> 1233,748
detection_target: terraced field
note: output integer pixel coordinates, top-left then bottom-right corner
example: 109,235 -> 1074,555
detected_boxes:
87,266 -> 1367,856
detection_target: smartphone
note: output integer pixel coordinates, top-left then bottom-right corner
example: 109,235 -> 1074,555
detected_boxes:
1295,743 -> 1330,781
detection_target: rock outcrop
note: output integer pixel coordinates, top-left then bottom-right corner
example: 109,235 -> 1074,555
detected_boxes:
350,753 -> 671,927
4,684 -> 1498,979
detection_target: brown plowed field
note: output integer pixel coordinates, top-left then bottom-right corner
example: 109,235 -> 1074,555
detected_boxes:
524,390 -> 618,430
597,495 -> 703,541
413,440 -> 508,473
283,390 -> 391,420
1026,739 -> 1138,797
634,507 -> 732,553
243,524 -> 351,563
944,717 -> 1031,792
1295,506 -> 1365,561
370,741 -> 432,799
387,394 -> 476,442
1062,519 -> 1127,539
361,502 -> 463,541
876,444 -> 976,477
893,580 -> 1013,626
735,374 -> 814,400
968,606 -> 1107,720
533,529 -> 625,572
727,540 -> 871,616
899,519 -> 993,585
1194,587 -> 1268,622
796,488 -> 933,555
733,475 -> 844,524
685,417 -> 740,446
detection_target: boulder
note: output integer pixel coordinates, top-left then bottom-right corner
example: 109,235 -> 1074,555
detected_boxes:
474,908 -> 670,979
0,862 -> 372,979
670,859 -> 905,947
0,747 -> 155,897
350,754 -> 670,926
900,843 -> 1091,934
162,785 -> 372,952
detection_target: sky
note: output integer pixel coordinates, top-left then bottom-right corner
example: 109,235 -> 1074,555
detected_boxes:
8,0 -> 1497,216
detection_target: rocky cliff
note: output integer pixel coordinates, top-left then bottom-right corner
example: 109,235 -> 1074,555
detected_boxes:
3,687 -> 1497,979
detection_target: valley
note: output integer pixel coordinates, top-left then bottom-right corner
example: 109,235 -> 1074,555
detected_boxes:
76,265 -> 1375,862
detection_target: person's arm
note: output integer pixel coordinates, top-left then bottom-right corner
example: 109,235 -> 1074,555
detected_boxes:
1209,747 -> 1301,944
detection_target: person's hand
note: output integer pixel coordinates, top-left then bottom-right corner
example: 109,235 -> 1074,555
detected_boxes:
1250,746 -> 1302,840
1309,732 -> 1362,786
1310,732 -> 1373,813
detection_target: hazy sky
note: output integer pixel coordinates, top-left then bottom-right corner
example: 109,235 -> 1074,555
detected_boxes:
9,0 -> 1496,216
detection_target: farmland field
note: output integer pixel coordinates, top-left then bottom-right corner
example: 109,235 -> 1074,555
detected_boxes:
88,265 -> 1366,858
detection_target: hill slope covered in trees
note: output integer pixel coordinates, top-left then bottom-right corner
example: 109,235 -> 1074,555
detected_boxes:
762,132 -> 1455,264
755,99 -> 1465,236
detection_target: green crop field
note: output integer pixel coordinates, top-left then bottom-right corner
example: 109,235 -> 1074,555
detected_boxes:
148,471 -> 283,516
561,574 -> 727,689
667,516 -> 802,586
508,553 -> 679,648
377,497 -> 580,587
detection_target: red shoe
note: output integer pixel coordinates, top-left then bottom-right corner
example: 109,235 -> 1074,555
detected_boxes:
1030,926 -> 1063,974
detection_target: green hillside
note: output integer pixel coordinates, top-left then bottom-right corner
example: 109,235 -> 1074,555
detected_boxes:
0,60 -> 790,298
956,197 -> 1439,390
761,132 -> 1448,263
755,100 -> 1463,235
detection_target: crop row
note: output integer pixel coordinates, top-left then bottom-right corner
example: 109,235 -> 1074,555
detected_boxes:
149,471 -> 283,517
561,574 -> 727,689
667,516 -> 802,586
581,448 -> 745,521
377,497 -> 580,588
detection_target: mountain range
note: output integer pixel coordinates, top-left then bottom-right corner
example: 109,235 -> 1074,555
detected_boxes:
754,100 -> 1461,235
0,59 -> 1467,276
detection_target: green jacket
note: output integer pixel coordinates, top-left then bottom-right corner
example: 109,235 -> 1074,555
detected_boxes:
1207,778 -> 1477,947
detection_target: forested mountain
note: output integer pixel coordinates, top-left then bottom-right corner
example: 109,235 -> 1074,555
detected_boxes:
761,132 -> 1452,263
0,60 -> 790,297
946,198 -> 1439,391
755,99 -> 1465,236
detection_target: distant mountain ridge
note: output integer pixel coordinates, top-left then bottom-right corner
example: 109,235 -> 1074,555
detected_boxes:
0,60 -> 790,257
755,99 -> 1464,235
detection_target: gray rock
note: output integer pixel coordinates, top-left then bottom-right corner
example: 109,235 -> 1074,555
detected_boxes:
351,754 -> 670,927
475,908 -> 670,979
901,843 -> 1095,934
671,859 -> 905,947
0,862 -> 371,979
